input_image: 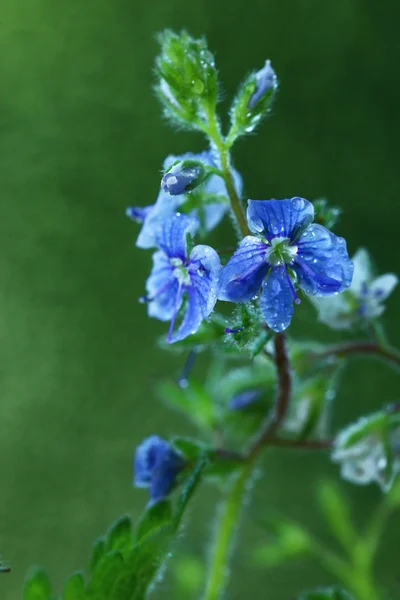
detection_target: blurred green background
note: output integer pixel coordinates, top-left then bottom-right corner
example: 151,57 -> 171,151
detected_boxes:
1,0 -> 400,598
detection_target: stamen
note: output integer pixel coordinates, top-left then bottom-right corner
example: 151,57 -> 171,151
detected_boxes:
167,281 -> 184,343
178,349 -> 197,388
139,279 -> 175,304
224,327 -> 244,334
283,265 -> 301,305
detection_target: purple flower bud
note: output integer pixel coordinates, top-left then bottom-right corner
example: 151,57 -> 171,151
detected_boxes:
134,435 -> 186,503
228,387 -> 264,410
161,160 -> 205,196
248,60 -> 278,110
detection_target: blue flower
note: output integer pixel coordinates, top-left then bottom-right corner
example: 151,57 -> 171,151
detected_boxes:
311,248 -> 398,329
142,213 -> 221,343
248,60 -> 278,109
134,435 -> 185,502
218,198 -> 353,332
127,150 -> 242,249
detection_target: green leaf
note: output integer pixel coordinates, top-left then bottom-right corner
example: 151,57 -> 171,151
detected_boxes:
317,481 -> 357,551
89,538 -> 106,575
172,437 -> 210,461
300,586 -> 355,599
86,551 -> 124,599
23,568 -> 55,600
135,500 -> 173,543
106,516 -> 133,556
174,458 -> 207,530
62,573 -> 86,600
254,518 -> 312,567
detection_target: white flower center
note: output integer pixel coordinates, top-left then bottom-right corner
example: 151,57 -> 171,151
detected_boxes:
170,258 -> 191,286
265,237 -> 297,266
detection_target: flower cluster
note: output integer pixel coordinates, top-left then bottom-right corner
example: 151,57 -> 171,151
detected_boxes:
128,192 -> 353,348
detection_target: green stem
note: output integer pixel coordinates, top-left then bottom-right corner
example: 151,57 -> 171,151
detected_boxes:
203,462 -> 253,600
200,110 -> 250,238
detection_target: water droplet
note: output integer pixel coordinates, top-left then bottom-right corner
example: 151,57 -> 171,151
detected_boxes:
291,197 -> 305,209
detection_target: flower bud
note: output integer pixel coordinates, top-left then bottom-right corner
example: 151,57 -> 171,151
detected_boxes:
161,159 -> 207,196
134,435 -> 186,503
228,59 -> 278,140
155,30 -> 218,129
248,60 -> 278,109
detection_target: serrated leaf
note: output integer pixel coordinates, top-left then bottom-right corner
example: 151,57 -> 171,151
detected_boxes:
86,551 -> 124,599
106,516 -> 132,556
135,500 -> 173,543
23,568 -> 54,600
62,572 -> 86,600
89,538 -> 106,575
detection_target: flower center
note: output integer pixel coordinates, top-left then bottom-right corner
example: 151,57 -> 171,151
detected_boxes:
265,237 -> 297,266
170,257 -> 191,286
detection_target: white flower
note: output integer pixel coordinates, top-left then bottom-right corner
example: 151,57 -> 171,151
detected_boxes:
332,414 -> 400,492
311,248 -> 397,329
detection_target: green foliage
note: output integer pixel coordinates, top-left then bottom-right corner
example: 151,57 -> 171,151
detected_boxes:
23,568 -> 55,600
300,587 -> 355,600
253,517 -> 312,567
317,482 -> 357,551
313,198 -> 341,230
155,30 -> 218,130
22,460 -> 206,600
228,66 -> 278,141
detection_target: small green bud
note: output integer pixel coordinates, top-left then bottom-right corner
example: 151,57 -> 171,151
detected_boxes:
313,198 -> 341,229
155,30 -> 218,129
229,59 -> 278,140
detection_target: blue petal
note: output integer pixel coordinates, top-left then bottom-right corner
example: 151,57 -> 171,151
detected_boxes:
247,198 -> 314,241
167,245 -> 221,344
126,205 -> 154,224
134,435 -> 172,488
146,251 -> 178,321
228,387 -> 264,410
149,449 -> 185,501
154,213 -> 199,260
294,224 -> 354,296
136,190 -> 181,249
260,266 -> 295,332
218,236 -> 269,302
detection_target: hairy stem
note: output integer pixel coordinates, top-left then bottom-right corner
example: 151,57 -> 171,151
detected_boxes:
247,332 -> 292,459
203,462 -> 253,600
200,111 -> 249,238
316,340 -> 400,370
